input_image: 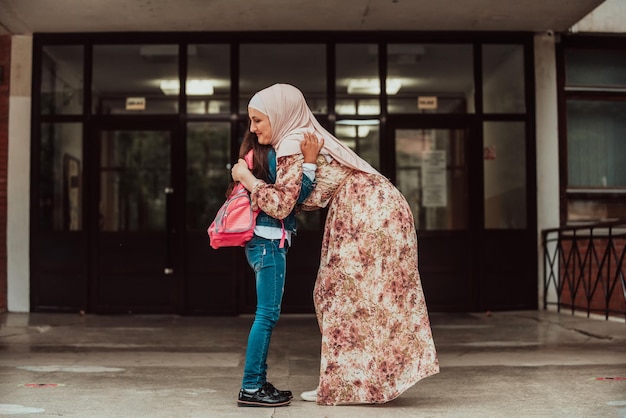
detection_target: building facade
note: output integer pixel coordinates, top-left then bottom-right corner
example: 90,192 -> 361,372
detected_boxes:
1,0 -> 624,315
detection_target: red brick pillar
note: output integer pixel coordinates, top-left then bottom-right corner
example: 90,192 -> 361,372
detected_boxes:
0,35 -> 10,312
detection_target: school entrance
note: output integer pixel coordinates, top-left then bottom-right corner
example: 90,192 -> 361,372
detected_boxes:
30,33 -> 537,314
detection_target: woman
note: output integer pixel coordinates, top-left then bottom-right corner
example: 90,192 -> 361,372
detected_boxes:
236,131 -> 323,408
232,83 -> 439,406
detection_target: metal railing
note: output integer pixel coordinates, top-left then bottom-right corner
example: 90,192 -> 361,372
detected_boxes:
542,221 -> 626,321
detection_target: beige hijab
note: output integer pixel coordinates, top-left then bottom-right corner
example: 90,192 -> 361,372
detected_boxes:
248,83 -> 379,175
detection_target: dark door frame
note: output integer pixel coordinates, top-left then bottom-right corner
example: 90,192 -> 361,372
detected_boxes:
87,116 -> 185,313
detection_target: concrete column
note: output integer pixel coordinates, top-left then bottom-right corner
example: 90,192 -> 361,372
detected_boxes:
534,33 -> 560,309
7,35 -> 32,312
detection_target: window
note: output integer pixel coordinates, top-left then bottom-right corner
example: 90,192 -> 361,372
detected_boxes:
563,46 -> 626,223
187,45 -> 230,115
482,44 -> 525,114
93,44 -> 179,114
41,45 -> 84,115
39,123 -> 83,231
239,44 -> 326,113
387,44 -> 473,114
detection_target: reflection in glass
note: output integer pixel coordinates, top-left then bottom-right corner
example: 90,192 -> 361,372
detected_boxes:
39,123 -> 83,231
567,100 -> 626,188
483,122 -> 526,229
239,44 -> 326,113
395,129 -> 467,230
187,45 -> 230,115
567,199 -> 626,223
41,45 -> 84,115
93,45 -> 179,114
335,120 -> 380,170
186,122 -> 231,230
566,49 -> 626,88
388,44 -> 473,114
483,44 -> 525,113
99,131 -> 170,231
336,44 -> 380,115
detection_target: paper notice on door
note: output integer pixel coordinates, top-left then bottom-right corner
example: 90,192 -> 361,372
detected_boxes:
421,150 -> 447,207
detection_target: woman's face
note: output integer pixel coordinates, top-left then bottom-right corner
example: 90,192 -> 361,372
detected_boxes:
248,108 -> 272,145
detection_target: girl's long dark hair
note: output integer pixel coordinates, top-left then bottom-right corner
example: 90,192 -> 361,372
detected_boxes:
225,130 -> 272,196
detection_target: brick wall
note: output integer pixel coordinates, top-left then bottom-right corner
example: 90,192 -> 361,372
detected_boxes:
559,238 -> 626,318
0,35 -> 9,312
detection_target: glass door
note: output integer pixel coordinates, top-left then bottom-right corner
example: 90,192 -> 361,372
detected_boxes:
393,122 -> 536,311
394,126 -> 474,311
92,127 -> 178,313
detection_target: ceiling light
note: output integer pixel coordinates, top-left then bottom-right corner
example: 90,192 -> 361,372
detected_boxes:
336,119 -> 380,126
159,79 -> 214,96
347,78 -> 402,95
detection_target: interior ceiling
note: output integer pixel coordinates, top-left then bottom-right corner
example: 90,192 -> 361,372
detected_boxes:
0,0 -> 605,35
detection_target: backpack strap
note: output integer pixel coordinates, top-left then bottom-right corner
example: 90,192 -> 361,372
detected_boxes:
279,219 -> 286,248
244,149 -> 254,169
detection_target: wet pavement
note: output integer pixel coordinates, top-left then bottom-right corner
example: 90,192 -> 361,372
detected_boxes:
0,310 -> 625,417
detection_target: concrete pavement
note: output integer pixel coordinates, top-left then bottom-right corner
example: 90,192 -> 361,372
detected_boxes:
1,310 -> 625,417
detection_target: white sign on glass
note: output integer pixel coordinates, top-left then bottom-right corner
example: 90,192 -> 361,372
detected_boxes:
421,150 -> 447,207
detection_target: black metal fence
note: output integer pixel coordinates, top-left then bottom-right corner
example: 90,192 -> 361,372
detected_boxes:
542,221 -> 626,321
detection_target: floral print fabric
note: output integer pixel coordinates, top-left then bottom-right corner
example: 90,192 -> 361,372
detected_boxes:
253,155 -> 439,406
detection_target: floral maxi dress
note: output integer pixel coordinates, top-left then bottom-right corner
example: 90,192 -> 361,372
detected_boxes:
303,156 -> 439,405
252,155 -> 440,406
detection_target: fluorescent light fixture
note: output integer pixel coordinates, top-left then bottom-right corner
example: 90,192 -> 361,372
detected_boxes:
336,124 -> 372,138
159,79 -> 214,95
160,80 -> 180,95
336,119 -> 380,126
347,78 -> 402,95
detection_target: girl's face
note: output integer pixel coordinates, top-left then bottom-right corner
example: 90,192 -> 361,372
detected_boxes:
248,108 -> 272,145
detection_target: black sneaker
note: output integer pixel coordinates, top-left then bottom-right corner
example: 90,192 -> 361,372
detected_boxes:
264,382 -> 293,399
237,386 -> 291,407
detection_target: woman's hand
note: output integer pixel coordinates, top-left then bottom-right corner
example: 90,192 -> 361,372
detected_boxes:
301,132 -> 324,163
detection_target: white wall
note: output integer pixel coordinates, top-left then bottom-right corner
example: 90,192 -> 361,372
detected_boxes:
571,0 -> 626,33
7,35 -> 32,312
534,33 -> 561,307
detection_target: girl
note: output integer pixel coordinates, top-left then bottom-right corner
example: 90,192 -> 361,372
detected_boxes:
236,130 -> 323,407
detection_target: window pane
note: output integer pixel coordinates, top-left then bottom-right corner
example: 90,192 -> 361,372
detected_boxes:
93,44 -> 179,114
239,44 -> 326,114
395,128 -> 468,230
566,49 -> 626,88
336,44 -> 380,115
567,199 -> 626,223
186,122 -> 231,231
40,123 -> 83,231
388,44 -> 473,114
41,45 -> 84,115
484,122 -> 527,229
483,44 -> 525,113
335,120 -> 380,170
99,131 -> 170,231
187,44 -> 230,115
567,100 -> 626,188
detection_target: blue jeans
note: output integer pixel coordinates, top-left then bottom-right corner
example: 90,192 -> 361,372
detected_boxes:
241,235 -> 288,390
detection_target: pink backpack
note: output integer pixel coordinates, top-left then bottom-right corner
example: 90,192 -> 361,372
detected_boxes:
207,151 -> 259,249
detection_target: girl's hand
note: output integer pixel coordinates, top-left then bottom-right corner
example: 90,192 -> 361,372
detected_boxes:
231,158 -> 250,182
301,132 -> 324,163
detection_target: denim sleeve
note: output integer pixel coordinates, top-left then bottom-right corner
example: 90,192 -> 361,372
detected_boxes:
297,173 -> 315,204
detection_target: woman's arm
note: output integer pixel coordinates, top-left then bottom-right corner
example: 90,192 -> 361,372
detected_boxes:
232,133 -> 324,217
252,154 -> 304,219
298,132 -> 323,203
